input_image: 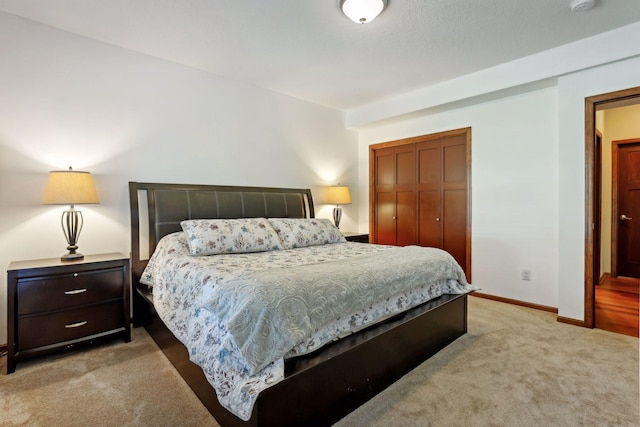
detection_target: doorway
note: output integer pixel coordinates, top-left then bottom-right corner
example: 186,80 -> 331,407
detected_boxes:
585,86 -> 640,334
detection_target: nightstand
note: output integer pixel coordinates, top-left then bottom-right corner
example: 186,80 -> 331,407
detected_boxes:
342,232 -> 369,243
6,253 -> 130,374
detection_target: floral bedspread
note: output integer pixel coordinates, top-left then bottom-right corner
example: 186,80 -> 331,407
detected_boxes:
141,232 -> 476,420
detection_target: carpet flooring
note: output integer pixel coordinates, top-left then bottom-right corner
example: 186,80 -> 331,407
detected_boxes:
1,296 -> 638,426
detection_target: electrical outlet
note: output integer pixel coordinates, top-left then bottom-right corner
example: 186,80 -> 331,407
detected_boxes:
521,269 -> 531,281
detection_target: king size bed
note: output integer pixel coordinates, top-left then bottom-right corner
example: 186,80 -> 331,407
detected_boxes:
128,181 -> 476,426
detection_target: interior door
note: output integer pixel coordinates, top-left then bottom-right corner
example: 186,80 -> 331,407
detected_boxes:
616,141 -> 640,278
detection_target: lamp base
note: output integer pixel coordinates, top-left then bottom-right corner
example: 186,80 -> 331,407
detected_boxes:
60,208 -> 85,261
61,252 -> 84,261
333,206 -> 343,229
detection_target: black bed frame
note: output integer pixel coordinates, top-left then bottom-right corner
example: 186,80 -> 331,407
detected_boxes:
129,181 -> 468,427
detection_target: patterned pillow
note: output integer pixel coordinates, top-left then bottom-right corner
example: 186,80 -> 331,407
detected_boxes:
180,218 -> 284,256
267,218 -> 346,249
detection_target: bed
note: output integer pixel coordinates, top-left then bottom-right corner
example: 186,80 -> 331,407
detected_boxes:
129,181 -> 474,426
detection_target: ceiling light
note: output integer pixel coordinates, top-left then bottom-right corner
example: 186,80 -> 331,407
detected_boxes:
341,0 -> 388,24
570,0 -> 595,12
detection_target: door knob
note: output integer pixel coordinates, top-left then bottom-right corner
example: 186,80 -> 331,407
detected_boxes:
620,214 -> 633,221
436,217 -> 440,222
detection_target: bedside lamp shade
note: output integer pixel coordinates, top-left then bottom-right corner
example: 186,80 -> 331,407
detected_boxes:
42,170 -> 99,205
326,185 -> 352,206
42,168 -> 99,260
326,185 -> 352,229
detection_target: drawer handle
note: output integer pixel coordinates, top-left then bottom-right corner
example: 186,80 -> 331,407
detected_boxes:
64,288 -> 87,295
65,321 -> 88,329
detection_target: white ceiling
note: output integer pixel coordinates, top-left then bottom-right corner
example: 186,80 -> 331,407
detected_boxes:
1,0 -> 639,111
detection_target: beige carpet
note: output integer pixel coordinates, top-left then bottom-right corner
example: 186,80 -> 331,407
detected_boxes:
0,328 -> 217,427
1,297 -> 638,426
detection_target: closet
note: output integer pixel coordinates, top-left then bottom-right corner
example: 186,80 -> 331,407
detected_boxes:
370,128 -> 470,278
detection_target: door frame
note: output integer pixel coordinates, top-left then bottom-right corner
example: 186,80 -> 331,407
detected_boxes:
584,86 -> 640,328
369,127 -> 472,281
611,138 -> 640,278
592,130 -> 602,287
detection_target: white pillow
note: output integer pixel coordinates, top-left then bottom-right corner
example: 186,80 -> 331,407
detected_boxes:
180,218 -> 283,256
267,218 -> 346,249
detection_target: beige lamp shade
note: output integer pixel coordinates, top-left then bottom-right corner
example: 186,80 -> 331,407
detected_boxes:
42,169 -> 99,206
326,185 -> 352,205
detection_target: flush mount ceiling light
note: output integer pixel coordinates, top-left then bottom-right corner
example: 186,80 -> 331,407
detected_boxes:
341,0 -> 388,24
570,0 -> 595,12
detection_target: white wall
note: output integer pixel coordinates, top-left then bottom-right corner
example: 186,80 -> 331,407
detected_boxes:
358,87 -> 560,308
0,13 -> 358,344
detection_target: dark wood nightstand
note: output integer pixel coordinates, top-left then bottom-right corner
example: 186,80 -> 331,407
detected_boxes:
342,232 -> 370,243
6,253 -> 131,374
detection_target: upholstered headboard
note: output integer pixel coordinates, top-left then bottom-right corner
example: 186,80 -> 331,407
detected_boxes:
128,182 -> 314,316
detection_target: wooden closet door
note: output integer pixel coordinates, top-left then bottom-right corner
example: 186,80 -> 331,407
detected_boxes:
441,135 -> 468,270
371,128 -> 469,278
416,134 -> 468,272
374,145 -> 416,246
374,147 -> 396,245
417,140 -> 441,248
395,145 -> 416,246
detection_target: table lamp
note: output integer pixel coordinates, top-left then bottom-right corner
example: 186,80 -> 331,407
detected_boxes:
42,167 -> 99,260
326,185 -> 352,229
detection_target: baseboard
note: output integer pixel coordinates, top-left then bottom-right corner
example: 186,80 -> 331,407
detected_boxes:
471,292 -> 558,313
471,293 -> 591,327
0,343 -> 7,357
599,272 -> 611,285
557,316 -> 587,327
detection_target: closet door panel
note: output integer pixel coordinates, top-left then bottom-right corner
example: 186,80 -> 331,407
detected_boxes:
442,134 -> 468,270
376,191 -> 396,245
417,141 -> 441,248
376,148 -> 394,189
395,145 -> 416,245
443,137 -> 467,184
443,188 -> 467,269
396,190 -> 416,246
374,147 -> 395,244
418,190 -> 441,247
395,146 -> 415,187
418,142 -> 440,186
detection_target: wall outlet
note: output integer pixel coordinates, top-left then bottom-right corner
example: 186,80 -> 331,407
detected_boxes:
521,269 -> 531,281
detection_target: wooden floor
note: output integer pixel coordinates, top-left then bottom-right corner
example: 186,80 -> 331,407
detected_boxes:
595,275 -> 639,337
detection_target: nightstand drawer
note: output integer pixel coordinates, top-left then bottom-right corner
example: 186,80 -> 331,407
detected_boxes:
17,301 -> 125,350
17,267 -> 124,315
